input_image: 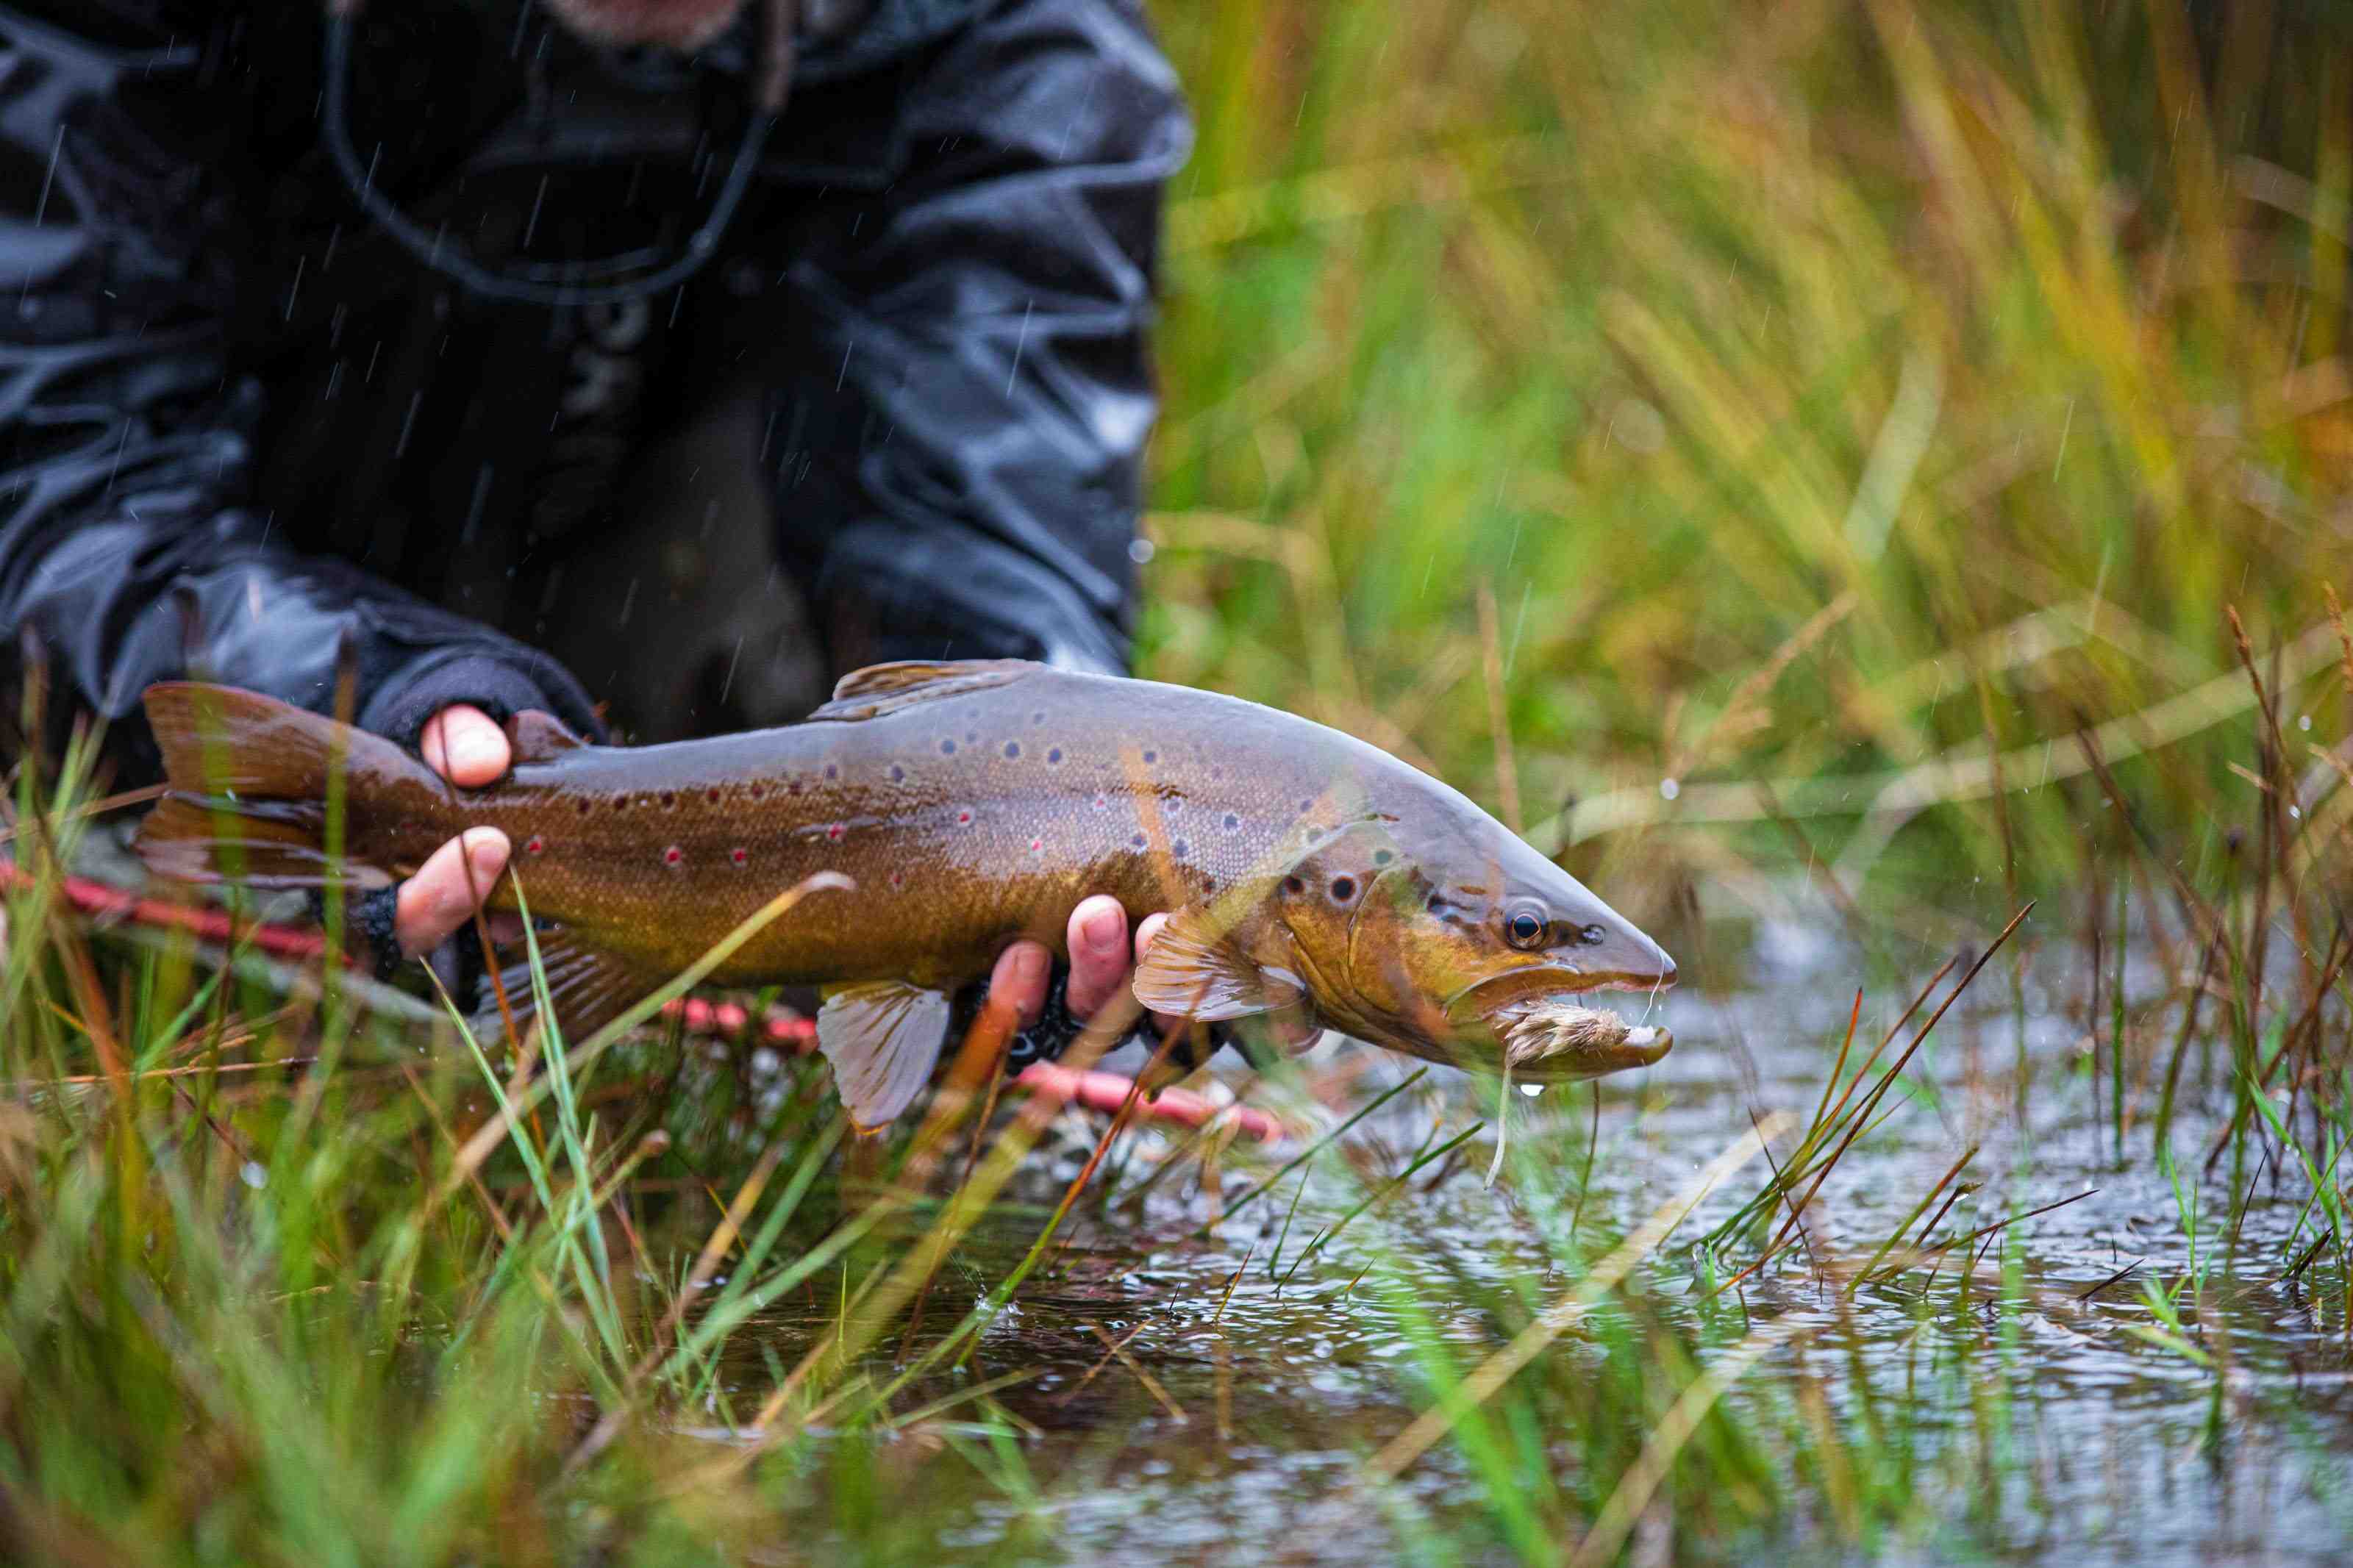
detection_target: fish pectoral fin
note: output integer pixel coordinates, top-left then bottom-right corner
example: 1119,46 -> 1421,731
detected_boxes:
809,659 -> 1038,722
1131,907 -> 1306,1021
474,928 -> 651,1048
504,708 -> 591,764
817,980 -> 956,1132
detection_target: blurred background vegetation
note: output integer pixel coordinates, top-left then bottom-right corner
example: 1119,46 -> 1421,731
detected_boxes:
1146,0 -> 2353,943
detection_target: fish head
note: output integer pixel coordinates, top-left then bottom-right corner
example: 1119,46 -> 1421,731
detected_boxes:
1274,818 -> 1676,1082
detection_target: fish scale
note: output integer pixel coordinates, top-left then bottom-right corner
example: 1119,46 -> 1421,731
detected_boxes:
135,659 -> 1677,1128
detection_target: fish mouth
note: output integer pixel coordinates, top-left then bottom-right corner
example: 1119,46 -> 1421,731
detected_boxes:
1485,998 -> 1673,1081
1446,968 -> 1675,1082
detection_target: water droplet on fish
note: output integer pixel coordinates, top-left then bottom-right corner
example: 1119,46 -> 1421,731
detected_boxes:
1518,1082 -> 1544,1098
1659,777 -> 1681,801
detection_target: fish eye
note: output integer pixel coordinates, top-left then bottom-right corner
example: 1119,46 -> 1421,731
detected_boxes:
1329,876 -> 1358,904
1579,922 -> 1609,946
1504,902 -> 1549,950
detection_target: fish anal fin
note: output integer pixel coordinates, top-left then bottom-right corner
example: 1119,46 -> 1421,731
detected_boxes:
474,927 -> 651,1049
505,709 -> 591,765
1132,906 -> 1304,1021
809,660 -> 1038,723
818,979 -> 954,1131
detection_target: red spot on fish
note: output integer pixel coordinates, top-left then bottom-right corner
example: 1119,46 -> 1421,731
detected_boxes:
826,823 -> 845,841
524,835 -> 544,856
957,809 -> 973,826
663,845 -> 683,867
707,787 -> 721,803
1029,836 -> 1042,851
730,847 -> 748,865
890,870 -> 904,889
749,784 -> 765,801
660,790 -> 676,809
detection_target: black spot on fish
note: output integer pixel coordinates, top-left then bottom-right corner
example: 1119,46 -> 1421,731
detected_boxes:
1298,797 -> 1314,814
1032,709 -> 1046,725
824,763 -> 839,781
1173,837 -> 1190,858
1142,749 -> 1157,765
1047,747 -> 1064,765
1373,849 -> 1393,865
1224,812 -> 1240,831
1130,833 -> 1149,848
966,730 -> 979,744
660,790 -> 676,809
888,764 -> 905,782
1004,741 -> 1021,759
941,740 -> 957,755
1282,875 -> 1305,896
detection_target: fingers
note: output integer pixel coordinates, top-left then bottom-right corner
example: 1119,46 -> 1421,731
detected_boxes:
393,828 -> 512,958
1133,912 -> 1168,961
987,939 -> 1052,1025
1065,895 -> 1132,1018
419,704 -> 511,789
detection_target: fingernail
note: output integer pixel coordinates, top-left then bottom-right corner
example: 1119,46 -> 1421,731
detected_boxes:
1015,944 -> 1047,988
1136,913 -> 1167,954
1081,903 -> 1123,952
451,730 -> 501,777
466,831 -> 505,877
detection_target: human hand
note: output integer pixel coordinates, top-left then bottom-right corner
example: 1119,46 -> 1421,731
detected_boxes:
987,894 -> 1321,1063
393,704 -> 518,957
985,894 -> 1166,1040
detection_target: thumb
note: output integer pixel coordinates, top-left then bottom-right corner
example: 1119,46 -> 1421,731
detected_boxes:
393,827 -> 512,958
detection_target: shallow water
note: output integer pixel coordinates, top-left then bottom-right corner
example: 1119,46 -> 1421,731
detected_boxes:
723,903 -> 2353,1564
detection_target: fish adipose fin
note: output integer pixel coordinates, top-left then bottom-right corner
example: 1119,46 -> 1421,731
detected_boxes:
1132,907 -> 1305,1020
818,979 -> 954,1131
134,683 -> 431,890
474,928 -> 654,1049
808,659 -> 1037,723
504,709 -> 590,764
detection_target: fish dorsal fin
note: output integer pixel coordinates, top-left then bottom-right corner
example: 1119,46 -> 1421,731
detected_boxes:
504,709 -> 590,765
1132,906 -> 1307,1021
817,979 -> 955,1131
808,659 -> 1038,722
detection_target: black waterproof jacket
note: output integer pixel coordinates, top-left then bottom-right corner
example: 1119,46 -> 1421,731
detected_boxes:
0,0 -> 1188,762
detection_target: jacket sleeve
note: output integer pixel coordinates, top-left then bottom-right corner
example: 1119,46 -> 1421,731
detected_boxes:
765,0 -> 1190,678
0,9 -> 601,768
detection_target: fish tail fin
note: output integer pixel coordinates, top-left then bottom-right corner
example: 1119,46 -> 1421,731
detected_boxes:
134,683 -> 429,891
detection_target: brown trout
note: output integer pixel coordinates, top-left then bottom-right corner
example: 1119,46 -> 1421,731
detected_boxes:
135,660 -> 1677,1126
